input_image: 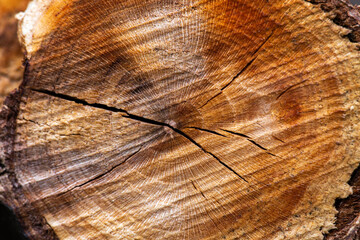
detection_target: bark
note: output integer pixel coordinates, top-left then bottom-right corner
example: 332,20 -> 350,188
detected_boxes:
1,0 -> 360,239
326,165 -> 360,240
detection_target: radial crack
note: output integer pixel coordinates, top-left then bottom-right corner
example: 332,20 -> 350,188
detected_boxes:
186,127 -> 227,137
221,56 -> 257,91
59,146 -> 143,195
171,127 -> 248,183
251,31 -> 274,57
247,139 -> 267,151
31,88 -> 248,183
221,31 -> 273,92
276,80 -> 307,100
200,31 -> 274,109
272,135 -> 285,143
31,88 -> 128,114
199,92 -> 222,109
190,180 -> 224,235
221,129 -> 279,158
191,180 -> 207,199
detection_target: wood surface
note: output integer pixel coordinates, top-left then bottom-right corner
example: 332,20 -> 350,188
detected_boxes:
325,166 -> 360,240
1,0 -> 360,239
0,0 -> 30,108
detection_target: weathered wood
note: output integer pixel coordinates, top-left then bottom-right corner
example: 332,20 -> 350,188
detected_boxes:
325,165 -> 360,240
1,0 -> 360,239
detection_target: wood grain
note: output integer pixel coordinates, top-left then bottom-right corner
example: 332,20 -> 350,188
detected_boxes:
1,0 -> 360,239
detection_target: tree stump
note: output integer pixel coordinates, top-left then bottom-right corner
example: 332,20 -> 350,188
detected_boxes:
1,0 -> 360,239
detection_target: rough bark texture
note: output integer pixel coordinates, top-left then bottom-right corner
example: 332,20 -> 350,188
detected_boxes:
1,0 -> 360,239
326,165 -> 360,240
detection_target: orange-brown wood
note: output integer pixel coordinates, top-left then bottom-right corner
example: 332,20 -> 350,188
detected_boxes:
0,0 -> 30,107
1,0 -> 360,239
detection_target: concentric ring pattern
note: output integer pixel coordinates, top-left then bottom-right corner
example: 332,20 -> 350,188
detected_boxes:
10,0 -> 360,239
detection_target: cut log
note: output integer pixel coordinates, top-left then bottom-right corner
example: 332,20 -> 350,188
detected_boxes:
1,0 -> 360,239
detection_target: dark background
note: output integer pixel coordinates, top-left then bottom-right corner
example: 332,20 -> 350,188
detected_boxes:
351,0 -> 360,5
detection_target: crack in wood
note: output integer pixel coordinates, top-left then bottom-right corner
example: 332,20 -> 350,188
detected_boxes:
59,146 -> 144,195
30,88 -> 128,114
272,135 -> 285,143
199,31 -> 274,109
186,126 -> 227,137
30,88 -> 248,183
199,92 -> 222,109
276,80 -> 307,100
170,127 -> 249,183
221,31 -> 273,92
221,129 -> 280,158
198,32 -> 274,109
20,117 -> 48,127
1,60 -> 59,239
190,180 -> 224,235
248,139 -> 267,151
221,129 -> 251,138
251,31 -> 274,57
191,180 -> 207,200
221,56 -> 257,91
